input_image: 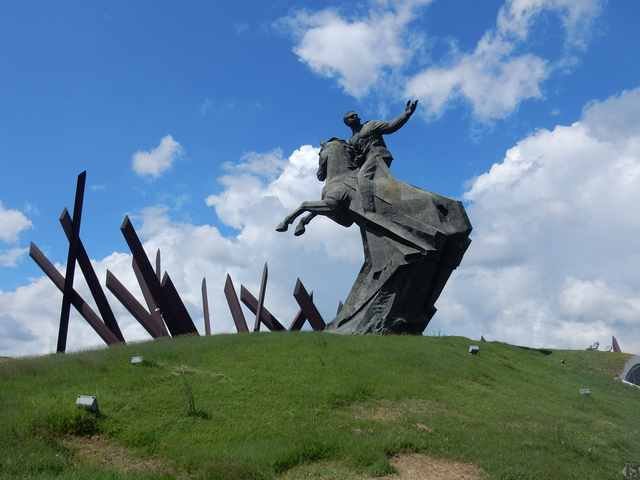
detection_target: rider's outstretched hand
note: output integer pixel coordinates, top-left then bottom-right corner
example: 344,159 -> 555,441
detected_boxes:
405,99 -> 418,116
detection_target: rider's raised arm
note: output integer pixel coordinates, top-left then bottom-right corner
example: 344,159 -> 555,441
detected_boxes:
373,99 -> 419,135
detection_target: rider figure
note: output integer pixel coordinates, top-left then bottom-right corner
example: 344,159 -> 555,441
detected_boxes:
344,99 -> 418,212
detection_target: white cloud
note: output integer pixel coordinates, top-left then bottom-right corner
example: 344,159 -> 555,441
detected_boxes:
280,0 -> 602,122
0,202 -> 32,243
279,0 -> 432,98
0,145 -> 362,357
430,86 -> 640,354
406,37 -> 548,121
222,149 -> 287,179
406,0 -> 603,121
0,202 -> 32,268
0,247 -> 28,267
132,135 -> 183,178
497,0 -> 602,48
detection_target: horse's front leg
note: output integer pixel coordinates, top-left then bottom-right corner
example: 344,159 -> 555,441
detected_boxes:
275,200 -> 337,233
294,213 -> 317,236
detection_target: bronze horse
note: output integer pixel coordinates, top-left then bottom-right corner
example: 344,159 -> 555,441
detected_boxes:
276,138 -> 447,254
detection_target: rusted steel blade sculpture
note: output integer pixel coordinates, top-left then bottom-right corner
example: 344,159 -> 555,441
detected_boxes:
224,274 -> 249,333
105,270 -> 164,338
202,278 -> 211,336
57,171 -> 86,353
155,249 -> 161,281
240,285 -> 285,331
612,336 -> 622,353
121,216 -> 195,337
132,259 -> 169,336
293,279 -> 326,331
253,263 -> 268,332
60,209 -> 124,342
161,272 -> 199,336
289,291 -> 312,331
30,243 -> 121,346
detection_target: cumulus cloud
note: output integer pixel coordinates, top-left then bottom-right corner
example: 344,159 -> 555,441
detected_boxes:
0,146 -> 362,357
132,135 -> 183,178
0,247 -> 28,267
280,0 -> 602,122
430,86 -> 640,353
406,0 -> 603,121
497,0 -> 602,48
0,202 -> 32,243
279,0 -> 432,98
0,202 -> 32,267
221,149 -> 287,179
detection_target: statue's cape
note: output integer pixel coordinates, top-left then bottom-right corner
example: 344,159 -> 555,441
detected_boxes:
333,159 -> 472,327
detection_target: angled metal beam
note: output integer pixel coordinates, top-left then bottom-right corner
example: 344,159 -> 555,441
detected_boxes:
60,209 -> 124,342
120,216 -> 183,333
30,242 -> 120,346
155,249 -> 161,281
202,278 -> 211,336
161,272 -> 199,336
132,259 -> 169,336
290,291 -> 312,331
224,274 -> 248,333
57,171 -> 86,353
612,336 -> 622,353
240,285 -> 285,331
293,279 -> 325,331
105,270 -> 163,338
253,263 -> 268,332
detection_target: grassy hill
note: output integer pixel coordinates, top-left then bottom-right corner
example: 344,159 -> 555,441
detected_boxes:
1,333 -> 638,480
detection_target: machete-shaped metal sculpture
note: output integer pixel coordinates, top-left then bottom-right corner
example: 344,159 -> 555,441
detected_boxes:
253,263 -> 268,332
30,243 -> 121,346
240,285 -> 285,331
202,277 -> 211,336
293,279 -> 325,331
60,209 -> 124,342
57,171 -> 86,352
224,274 -> 249,333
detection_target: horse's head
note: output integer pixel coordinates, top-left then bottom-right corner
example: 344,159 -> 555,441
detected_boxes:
318,137 -> 357,182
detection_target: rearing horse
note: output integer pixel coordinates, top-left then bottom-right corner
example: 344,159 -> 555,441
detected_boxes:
275,139 -> 444,255
275,138 -> 359,236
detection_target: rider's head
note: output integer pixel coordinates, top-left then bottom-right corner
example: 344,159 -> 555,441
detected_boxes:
343,111 -> 361,129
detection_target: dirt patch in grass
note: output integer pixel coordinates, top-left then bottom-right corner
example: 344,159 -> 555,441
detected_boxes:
352,398 -> 465,423
279,454 -> 484,480
381,454 -> 485,480
63,434 -> 175,476
279,460 -> 366,479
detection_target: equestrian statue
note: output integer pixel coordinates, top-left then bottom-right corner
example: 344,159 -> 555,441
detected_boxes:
276,100 -> 472,334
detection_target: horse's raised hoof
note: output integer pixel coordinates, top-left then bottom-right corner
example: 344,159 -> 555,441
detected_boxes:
275,221 -> 289,232
294,224 -> 306,236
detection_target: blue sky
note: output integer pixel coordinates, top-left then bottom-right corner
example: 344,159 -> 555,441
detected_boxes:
2,0 -> 640,356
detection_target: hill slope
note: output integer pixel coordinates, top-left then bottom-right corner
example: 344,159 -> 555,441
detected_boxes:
1,333 -> 638,480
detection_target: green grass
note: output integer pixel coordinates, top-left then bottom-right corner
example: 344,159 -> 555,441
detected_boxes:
1,333 -> 638,479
